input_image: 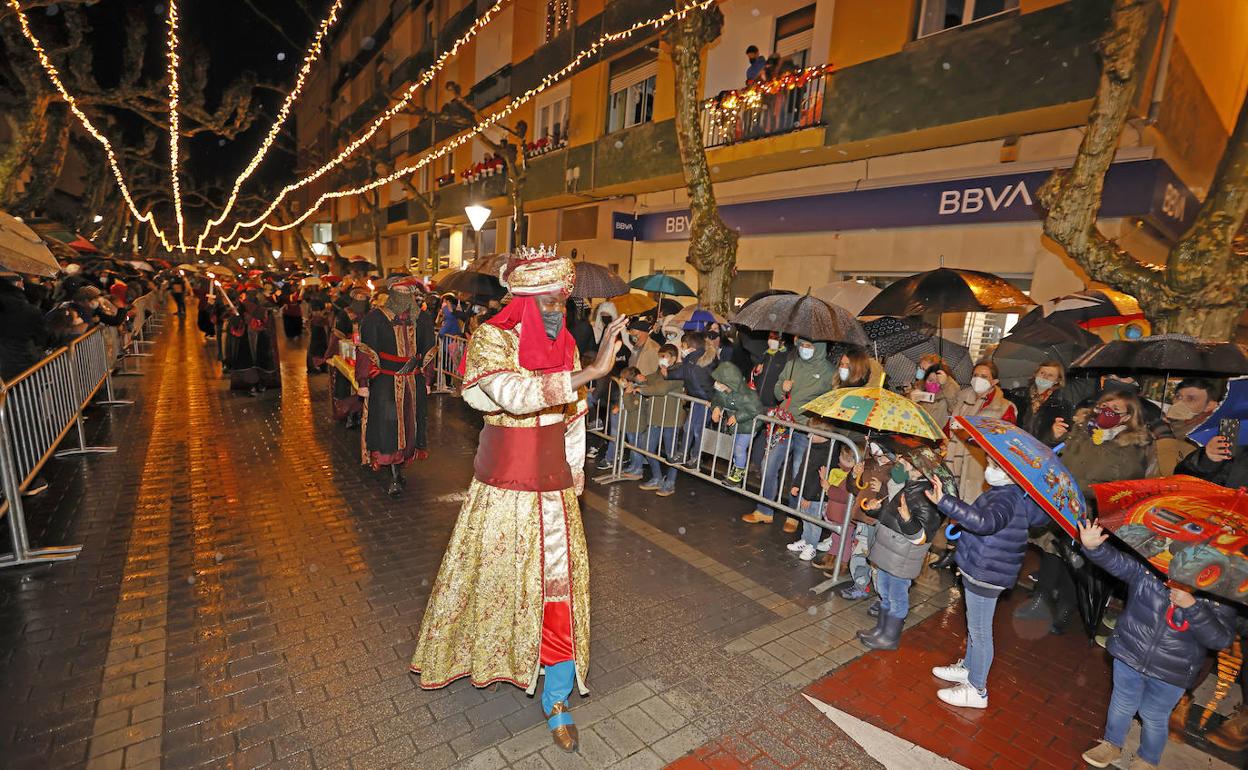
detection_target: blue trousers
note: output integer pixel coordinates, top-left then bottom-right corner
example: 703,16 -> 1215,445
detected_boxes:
963,589 -> 999,694
757,432 -> 809,517
1104,658 -> 1185,765
875,568 -> 911,620
645,427 -> 678,490
541,660 -> 577,716
800,501 -> 826,546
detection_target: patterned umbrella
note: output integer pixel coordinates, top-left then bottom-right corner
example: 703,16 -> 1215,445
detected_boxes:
629,272 -> 697,297
881,336 -> 974,390
862,316 -> 934,358
802,385 -> 944,441
731,293 -> 868,345
952,415 -> 1085,538
1071,335 -> 1248,375
1094,475 -> 1248,606
859,268 -> 1035,316
572,262 -> 628,299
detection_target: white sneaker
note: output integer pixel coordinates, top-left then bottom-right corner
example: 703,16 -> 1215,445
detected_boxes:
931,660 -> 969,684
937,683 -> 987,709
798,544 -> 817,561
816,537 -> 833,552
786,539 -> 808,552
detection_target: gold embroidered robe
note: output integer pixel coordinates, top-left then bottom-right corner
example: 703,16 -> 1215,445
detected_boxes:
410,322 -> 590,694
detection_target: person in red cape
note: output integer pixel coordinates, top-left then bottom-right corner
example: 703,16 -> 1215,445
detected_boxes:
411,245 -> 626,753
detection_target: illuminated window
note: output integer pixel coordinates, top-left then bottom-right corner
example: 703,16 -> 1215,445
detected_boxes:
544,0 -> 574,42
537,96 -> 570,143
918,0 -> 1018,38
607,63 -> 657,133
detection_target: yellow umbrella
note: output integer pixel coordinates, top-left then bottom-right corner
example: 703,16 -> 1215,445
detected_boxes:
176,263 -> 200,273
802,385 -> 944,441
205,264 -> 236,276
608,292 -> 657,316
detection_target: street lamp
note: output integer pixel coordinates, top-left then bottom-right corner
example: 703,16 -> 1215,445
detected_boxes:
271,249 -> 282,260
92,214 -> 103,223
464,204 -> 490,262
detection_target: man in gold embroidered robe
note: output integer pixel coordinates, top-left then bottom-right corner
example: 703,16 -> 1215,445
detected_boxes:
411,246 -> 626,752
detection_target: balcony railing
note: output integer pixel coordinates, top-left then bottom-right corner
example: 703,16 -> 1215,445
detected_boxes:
700,64 -> 831,149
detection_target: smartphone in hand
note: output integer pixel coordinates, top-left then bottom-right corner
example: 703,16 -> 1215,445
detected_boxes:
1219,417 -> 1240,448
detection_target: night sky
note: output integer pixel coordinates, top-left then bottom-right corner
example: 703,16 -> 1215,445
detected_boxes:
17,0 -> 336,225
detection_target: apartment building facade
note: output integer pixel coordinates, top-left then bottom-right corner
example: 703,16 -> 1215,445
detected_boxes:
283,0 -> 1247,346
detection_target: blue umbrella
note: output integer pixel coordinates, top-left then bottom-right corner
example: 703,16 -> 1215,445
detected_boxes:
1187,376 -> 1248,445
628,273 -> 697,297
952,415 -> 1086,538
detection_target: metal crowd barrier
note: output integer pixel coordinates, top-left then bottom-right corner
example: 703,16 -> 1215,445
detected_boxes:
585,379 -> 861,588
0,294 -> 162,569
428,333 -> 468,394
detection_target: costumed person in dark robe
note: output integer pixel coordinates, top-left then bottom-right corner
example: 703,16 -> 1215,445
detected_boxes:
411,246 -> 629,753
305,289 -> 332,374
225,285 -> 282,395
280,286 -> 304,339
195,281 -> 216,339
355,276 -> 432,496
328,289 -> 368,427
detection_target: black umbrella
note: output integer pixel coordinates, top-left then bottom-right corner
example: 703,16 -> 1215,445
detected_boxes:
883,337 -> 974,389
993,318 -> 1102,389
1058,536 -> 1113,641
737,290 -> 797,358
1070,334 -> 1248,375
731,292 -> 867,345
859,268 -> 1036,317
438,269 -> 504,298
571,262 -> 628,299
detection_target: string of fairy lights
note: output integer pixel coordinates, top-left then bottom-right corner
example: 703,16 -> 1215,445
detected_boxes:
4,0 -> 176,253
9,0 -> 715,260
193,0 -> 347,252
215,0 -> 718,256
165,0 -> 186,250
204,0 -> 511,255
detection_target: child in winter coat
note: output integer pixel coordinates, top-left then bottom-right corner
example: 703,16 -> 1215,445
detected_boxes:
1078,521 -> 1237,770
925,463 -> 1050,709
857,456 -> 941,651
785,437 -> 856,569
710,361 -> 764,484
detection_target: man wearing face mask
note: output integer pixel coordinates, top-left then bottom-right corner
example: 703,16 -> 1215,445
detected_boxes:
1156,378 -> 1221,473
625,317 -> 662,376
413,246 -> 628,753
743,337 -> 835,531
750,332 -> 789,410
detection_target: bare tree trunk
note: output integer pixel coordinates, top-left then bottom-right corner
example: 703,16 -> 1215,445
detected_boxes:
663,6 -> 738,316
0,93 -> 53,209
12,103 -> 70,215
1037,0 -> 1248,340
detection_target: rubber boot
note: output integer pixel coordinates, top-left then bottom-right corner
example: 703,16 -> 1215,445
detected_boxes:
1049,590 -> 1074,635
861,613 -> 904,651
929,547 -> 956,570
856,613 -> 886,644
867,599 -> 881,618
387,465 -> 402,497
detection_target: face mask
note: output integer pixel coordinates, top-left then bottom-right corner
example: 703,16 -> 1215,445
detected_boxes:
658,358 -> 671,367
838,366 -> 850,381
971,376 -> 992,395
713,381 -> 730,392
1094,406 -> 1125,429
797,347 -> 814,361
984,465 -> 1012,487
767,339 -> 780,351
540,310 -> 564,339
1166,400 -> 1202,422
890,464 -> 909,484
1034,377 -> 1056,392
924,380 -> 941,394
915,367 -> 926,380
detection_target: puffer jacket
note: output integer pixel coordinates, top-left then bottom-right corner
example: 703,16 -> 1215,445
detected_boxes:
1085,543 -> 1237,688
1178,444 -> 1248,490
666,349 -> 714,400
751,345 -> 789,408
711,361 -> 763,426
867,480 -> 941,579
937,484 -> 1050,591
774,341 -> 836,424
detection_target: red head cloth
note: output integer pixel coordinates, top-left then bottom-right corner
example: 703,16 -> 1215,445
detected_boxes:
486,296 -> 576,374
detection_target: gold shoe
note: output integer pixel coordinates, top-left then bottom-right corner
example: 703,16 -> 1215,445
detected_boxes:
546,701 -> 579,753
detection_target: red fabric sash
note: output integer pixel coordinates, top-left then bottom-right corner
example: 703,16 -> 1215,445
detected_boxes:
485,296 -> 575,374
473,423 -> 572,491
540,601 -> 574,665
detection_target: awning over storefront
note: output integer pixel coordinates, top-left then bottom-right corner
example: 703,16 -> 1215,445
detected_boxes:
616,159 -> 1198,243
